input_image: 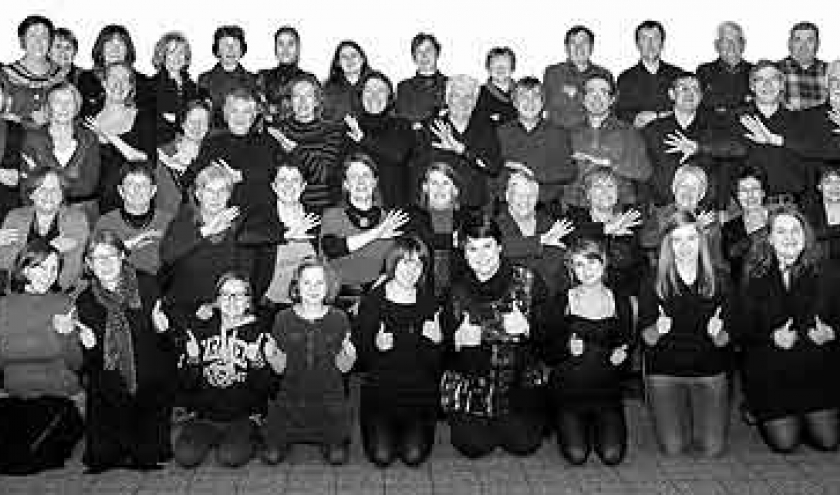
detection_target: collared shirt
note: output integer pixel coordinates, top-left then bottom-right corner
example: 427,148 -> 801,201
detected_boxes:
778,56 -> 828,111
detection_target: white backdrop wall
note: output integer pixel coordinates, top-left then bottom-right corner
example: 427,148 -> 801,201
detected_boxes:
2,1 -> 837,83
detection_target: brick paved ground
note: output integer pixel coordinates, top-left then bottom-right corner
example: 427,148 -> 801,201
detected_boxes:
3,394 -> 840,495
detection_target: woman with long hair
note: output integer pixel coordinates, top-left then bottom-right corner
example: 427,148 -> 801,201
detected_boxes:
638,209 -> 733,456
739,206 -> 839,453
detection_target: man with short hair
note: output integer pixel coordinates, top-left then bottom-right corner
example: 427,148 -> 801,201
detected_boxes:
696,22 -> 753,116
543,25 -> 613,130
616,20 -> 685,129
497,77 -> 575,213
779,22 -> 828,111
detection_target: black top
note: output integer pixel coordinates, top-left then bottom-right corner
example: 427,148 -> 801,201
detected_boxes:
696,58 -> 754,116
97,107 -> 157,215
637,273 -> 733,377
395,72 -> 447,124
354,284 -> 443,413
615,60 -> 685,124
721,216 -> 767,284
544,290 -> 634,406
152,70 -> 205,144
256,64 -> 313,123
473,82 -> 517,128
349,112 -> 415,208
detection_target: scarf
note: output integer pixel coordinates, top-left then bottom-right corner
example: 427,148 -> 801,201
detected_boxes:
92,263 -> 142,394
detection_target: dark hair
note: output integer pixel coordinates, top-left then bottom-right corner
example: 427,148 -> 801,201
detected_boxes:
750,59 -> 782,82
23,167 -> 67,204
212,25 -> 247,58
177,98 -> 212,129
326,40 -> 371,87
342,152 -> 380,204
485,46 -> 516,72
745,205 -> 820,283
411,33 -> 441,57
18,15 -> 54,47
732,164 -> 767,198
119,161 -> 157,186
10,239 -> 61,294
583,73 -> 616,95
273,25 -> 300,47
512,76 -> 543,100
565,236 -> 607,285
91,25 -> 136,69
655,209 -> 716,299
565,25 -> 595,46
635,20 -> 666,43
358,70 -> 396,114
288,258 -> 339,304
86,228 -> 129,259
460,213 -> 502,246
288,73 -> 324,118
790,21 -> 819,41
53,27 -> 78,52
383,235 -> 430,288
670,71 -> 700,90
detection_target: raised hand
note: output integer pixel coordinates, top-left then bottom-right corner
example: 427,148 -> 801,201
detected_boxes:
740,115 -> 783,146
569,333 -> 584,356
502,302 -> 530,337
335,332 -> 357,372
185,330 -> 201,359
772,318 -> 797,350
83,117 -> 110,143
0,168 -> 19,187
657,305 -> 672,335
50,236 -> 78,254
454,313 -> 482,350
77,321 -> 96,349
266,126 -> 298,152
808,315 -> 836,345
504,161 -> 533,174
344,114 -> 364,142
376,209 -> 410,240
263,334 -> 287,372
633,110 -> 661,129
697,210 -> 716,230
610,344 -> 629,366
245,333 -> 266,362
124,229 -> 164,251
52,306 -> 76,335
212,159 -> 243,184
604,209 -> 642,236
664,130 -> 699,164
195,303 -> 215,321
430,119 -> 466,155
152,300 -> 169,333
707,307 -> 723,338
421,310 -> 443,344
200,206 -> 240,238
286,213 -> 321,241
375,322 -> 394,351
540,218 -> 575,248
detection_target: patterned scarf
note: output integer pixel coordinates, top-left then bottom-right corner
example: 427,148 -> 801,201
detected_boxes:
92,263 -> 141,394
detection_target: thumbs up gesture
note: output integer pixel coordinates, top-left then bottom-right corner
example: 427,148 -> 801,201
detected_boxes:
375,322 -> 394,352
569,333 -> 584,356
263,334 -> 287,373
610,344 -> 629,366
335,332 -> 357,373
808,315 -> 836,346
78,322 -> 96,349
502,302 -> 530,337
185,330 -> 201,359
772,319 -> 797,350
656,305 -> 672,335
707,307 -> 723,338
454,313 -> 482,350
53,307 -> 76,335
422,310 -> 443,344
152,300 -> 169,333
245,333 -> 266,362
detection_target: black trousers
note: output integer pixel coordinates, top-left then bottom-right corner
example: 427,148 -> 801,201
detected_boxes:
0,396 -> 84,475
449,411 -> 544,459
360,409 -> 437,467
554,403 -> 627,466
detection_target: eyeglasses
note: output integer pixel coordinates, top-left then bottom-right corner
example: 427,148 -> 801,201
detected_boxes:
219,293 -> 249,301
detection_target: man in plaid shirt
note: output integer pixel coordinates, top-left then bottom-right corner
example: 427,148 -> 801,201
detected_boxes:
778,21 -> 827,111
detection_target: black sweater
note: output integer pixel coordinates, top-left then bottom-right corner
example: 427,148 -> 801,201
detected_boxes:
637,274 -> 733,377
350,112 -> 416,208
353,284 -> 443,413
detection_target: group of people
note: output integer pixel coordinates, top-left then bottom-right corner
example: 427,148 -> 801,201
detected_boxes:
0,13 -> 839,476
